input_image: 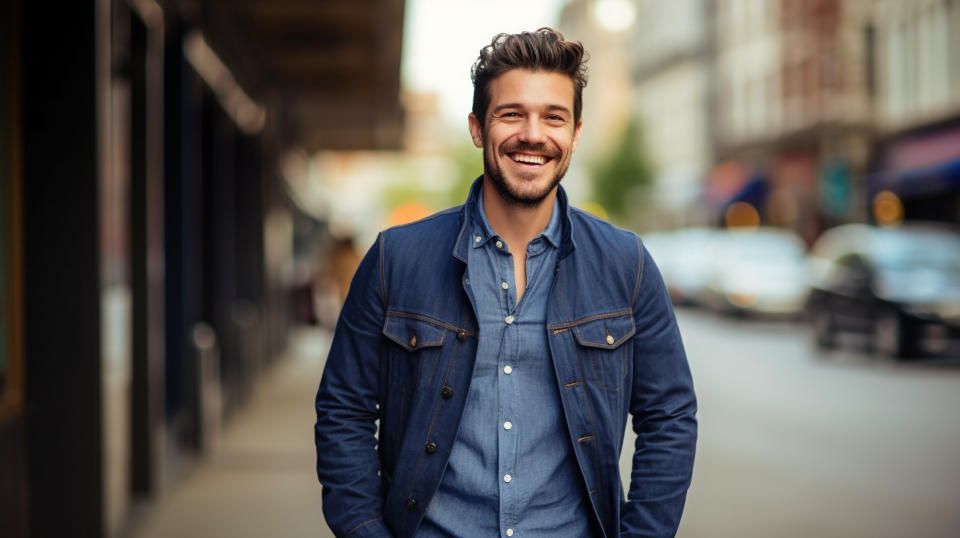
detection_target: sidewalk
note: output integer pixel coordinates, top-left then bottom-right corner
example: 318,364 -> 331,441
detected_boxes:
130,328 -> 335,538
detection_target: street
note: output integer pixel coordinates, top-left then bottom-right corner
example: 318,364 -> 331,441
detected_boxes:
662,308 -> 960,538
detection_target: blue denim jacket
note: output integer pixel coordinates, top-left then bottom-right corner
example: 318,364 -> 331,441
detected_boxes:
315,179 -> 697,538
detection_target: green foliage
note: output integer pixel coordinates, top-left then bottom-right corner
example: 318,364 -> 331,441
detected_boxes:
590,118 -> 654,225
448,136 -> 483,206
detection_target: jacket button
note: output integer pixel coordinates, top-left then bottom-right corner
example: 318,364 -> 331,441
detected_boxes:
425,441 -> 438,453
456,330 -> 467,341
406,498 -> 417,511
441,386 -> 454,399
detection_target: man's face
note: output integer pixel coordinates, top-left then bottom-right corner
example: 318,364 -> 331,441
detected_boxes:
469,69 -> 582,208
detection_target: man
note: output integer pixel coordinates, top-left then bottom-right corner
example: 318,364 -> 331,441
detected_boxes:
315,28 -> 697,538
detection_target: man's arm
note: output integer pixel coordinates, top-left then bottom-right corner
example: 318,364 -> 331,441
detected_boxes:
315,234 -> 394,537
622,243 -> 698,537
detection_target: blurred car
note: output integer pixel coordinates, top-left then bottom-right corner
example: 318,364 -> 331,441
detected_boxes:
806,223 -> 960,358
640,230 -> 674,283
701,227 -> 809,316
660,227 -> 722,305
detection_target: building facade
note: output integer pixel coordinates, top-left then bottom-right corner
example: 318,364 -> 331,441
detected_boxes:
0,1 -> 405,537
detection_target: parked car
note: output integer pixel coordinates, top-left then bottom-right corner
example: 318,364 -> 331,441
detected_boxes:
701,227 -> 809,316
806,223 -> 960,358
660,227 -> 722,305
640,230 -> 674,278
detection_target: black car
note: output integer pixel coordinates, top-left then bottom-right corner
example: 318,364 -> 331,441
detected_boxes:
806,223 -> 960,358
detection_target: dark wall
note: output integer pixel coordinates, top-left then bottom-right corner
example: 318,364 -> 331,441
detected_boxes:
22,0 -> 104,536
0,417 -> 27,538
0,0 -> 27,535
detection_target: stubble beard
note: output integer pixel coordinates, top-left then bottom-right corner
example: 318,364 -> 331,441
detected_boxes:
483,142 -> 570,209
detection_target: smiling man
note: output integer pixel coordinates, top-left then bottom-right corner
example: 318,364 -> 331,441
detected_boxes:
315,28 -> 697,538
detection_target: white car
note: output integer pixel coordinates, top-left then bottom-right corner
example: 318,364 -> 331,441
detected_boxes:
702,228 -> 809,316
660,227 -> 722,305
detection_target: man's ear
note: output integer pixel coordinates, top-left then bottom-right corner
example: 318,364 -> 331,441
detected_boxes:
468,113 -> 484,148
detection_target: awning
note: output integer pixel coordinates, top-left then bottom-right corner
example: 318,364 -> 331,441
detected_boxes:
720,175 -> 768,209
868,158 -> 960,198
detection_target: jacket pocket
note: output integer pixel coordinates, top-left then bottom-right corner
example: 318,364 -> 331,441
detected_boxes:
570,311 -> 635,392
382,312 -> 449,389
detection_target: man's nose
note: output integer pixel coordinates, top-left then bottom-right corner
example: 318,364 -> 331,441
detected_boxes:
518,118 -> 546,143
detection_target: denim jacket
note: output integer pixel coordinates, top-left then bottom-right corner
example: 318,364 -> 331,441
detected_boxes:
315,179 -> 697,538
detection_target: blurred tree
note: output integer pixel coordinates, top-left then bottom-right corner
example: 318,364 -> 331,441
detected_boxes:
448,135 -> 484,206
590,117 -> 654,226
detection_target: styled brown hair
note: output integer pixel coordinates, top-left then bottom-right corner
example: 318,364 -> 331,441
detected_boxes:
471,27 -> 588,127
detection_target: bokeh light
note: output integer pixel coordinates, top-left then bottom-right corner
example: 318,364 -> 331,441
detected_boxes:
872,190 -> 904,227
724,201 -> 760,230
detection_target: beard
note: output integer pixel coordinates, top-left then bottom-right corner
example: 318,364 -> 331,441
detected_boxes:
483,141 -> 569,208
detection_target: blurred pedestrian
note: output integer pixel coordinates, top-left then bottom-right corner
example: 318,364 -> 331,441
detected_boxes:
315,27 -> 697,538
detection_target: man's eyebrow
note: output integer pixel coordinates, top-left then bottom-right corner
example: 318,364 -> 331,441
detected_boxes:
491,103 -> 572,115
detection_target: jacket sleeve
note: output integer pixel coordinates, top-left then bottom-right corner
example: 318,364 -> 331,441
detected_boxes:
621,242 -> 698,537
315,234 -> 394,537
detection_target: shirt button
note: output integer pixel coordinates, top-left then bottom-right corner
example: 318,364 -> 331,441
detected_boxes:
503,474 -> 512,483
507,530 -> 514,537
441,386 -> 454,399
606,334 -> 615,345
475,235 -> 482,243
503,421 -> 512,430
501,281 -> 509,290
504,315 -> 514,325
425,441 -> 438,453
503,365 -> 513,375
495,240 -> 503,249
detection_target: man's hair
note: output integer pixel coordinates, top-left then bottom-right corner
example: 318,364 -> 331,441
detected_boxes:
471,27 -> 588,127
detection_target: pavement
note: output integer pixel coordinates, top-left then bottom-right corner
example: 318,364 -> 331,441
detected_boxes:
128,312 -> 960,538
129,327 -> 336,538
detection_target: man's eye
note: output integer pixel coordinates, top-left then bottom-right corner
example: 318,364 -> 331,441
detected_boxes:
546,114 -> 567,122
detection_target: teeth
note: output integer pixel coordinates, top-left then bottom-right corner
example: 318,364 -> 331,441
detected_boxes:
511,153 -> 547,165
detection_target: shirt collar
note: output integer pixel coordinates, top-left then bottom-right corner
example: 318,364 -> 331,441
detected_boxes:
470,189 -> 498,248
453,176 -> 576,263
470,184 -> 562,250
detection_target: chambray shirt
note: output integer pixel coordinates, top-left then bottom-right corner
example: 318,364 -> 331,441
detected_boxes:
417,191 -> 593,537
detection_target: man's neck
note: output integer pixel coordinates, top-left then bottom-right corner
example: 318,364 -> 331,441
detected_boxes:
480,177 -> 557,253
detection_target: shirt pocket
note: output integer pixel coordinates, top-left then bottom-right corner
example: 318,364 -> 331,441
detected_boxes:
382,313 -> 449,389
570,311 -> 635,392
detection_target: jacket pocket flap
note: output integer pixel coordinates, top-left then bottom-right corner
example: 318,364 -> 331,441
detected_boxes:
571,311 -> 635,349
383,314 -> 448,352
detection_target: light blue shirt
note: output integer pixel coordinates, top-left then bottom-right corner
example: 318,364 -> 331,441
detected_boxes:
418,190 -> 593,537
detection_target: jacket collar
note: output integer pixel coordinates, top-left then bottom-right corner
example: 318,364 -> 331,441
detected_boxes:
453,176 -> 576,263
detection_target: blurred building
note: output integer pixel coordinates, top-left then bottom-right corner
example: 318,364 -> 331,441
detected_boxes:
866,0 -> 960,224
628,0 -> 714,229
557,0 -> 637,205
711,0 -> 960,239
0,1 -> 405,537
712,0 -> 873,244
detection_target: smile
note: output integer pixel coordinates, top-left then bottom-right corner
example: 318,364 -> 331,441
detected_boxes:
508,152 -> 550,165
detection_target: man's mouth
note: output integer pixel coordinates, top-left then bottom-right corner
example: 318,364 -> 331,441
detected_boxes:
508,152 -> 551,166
